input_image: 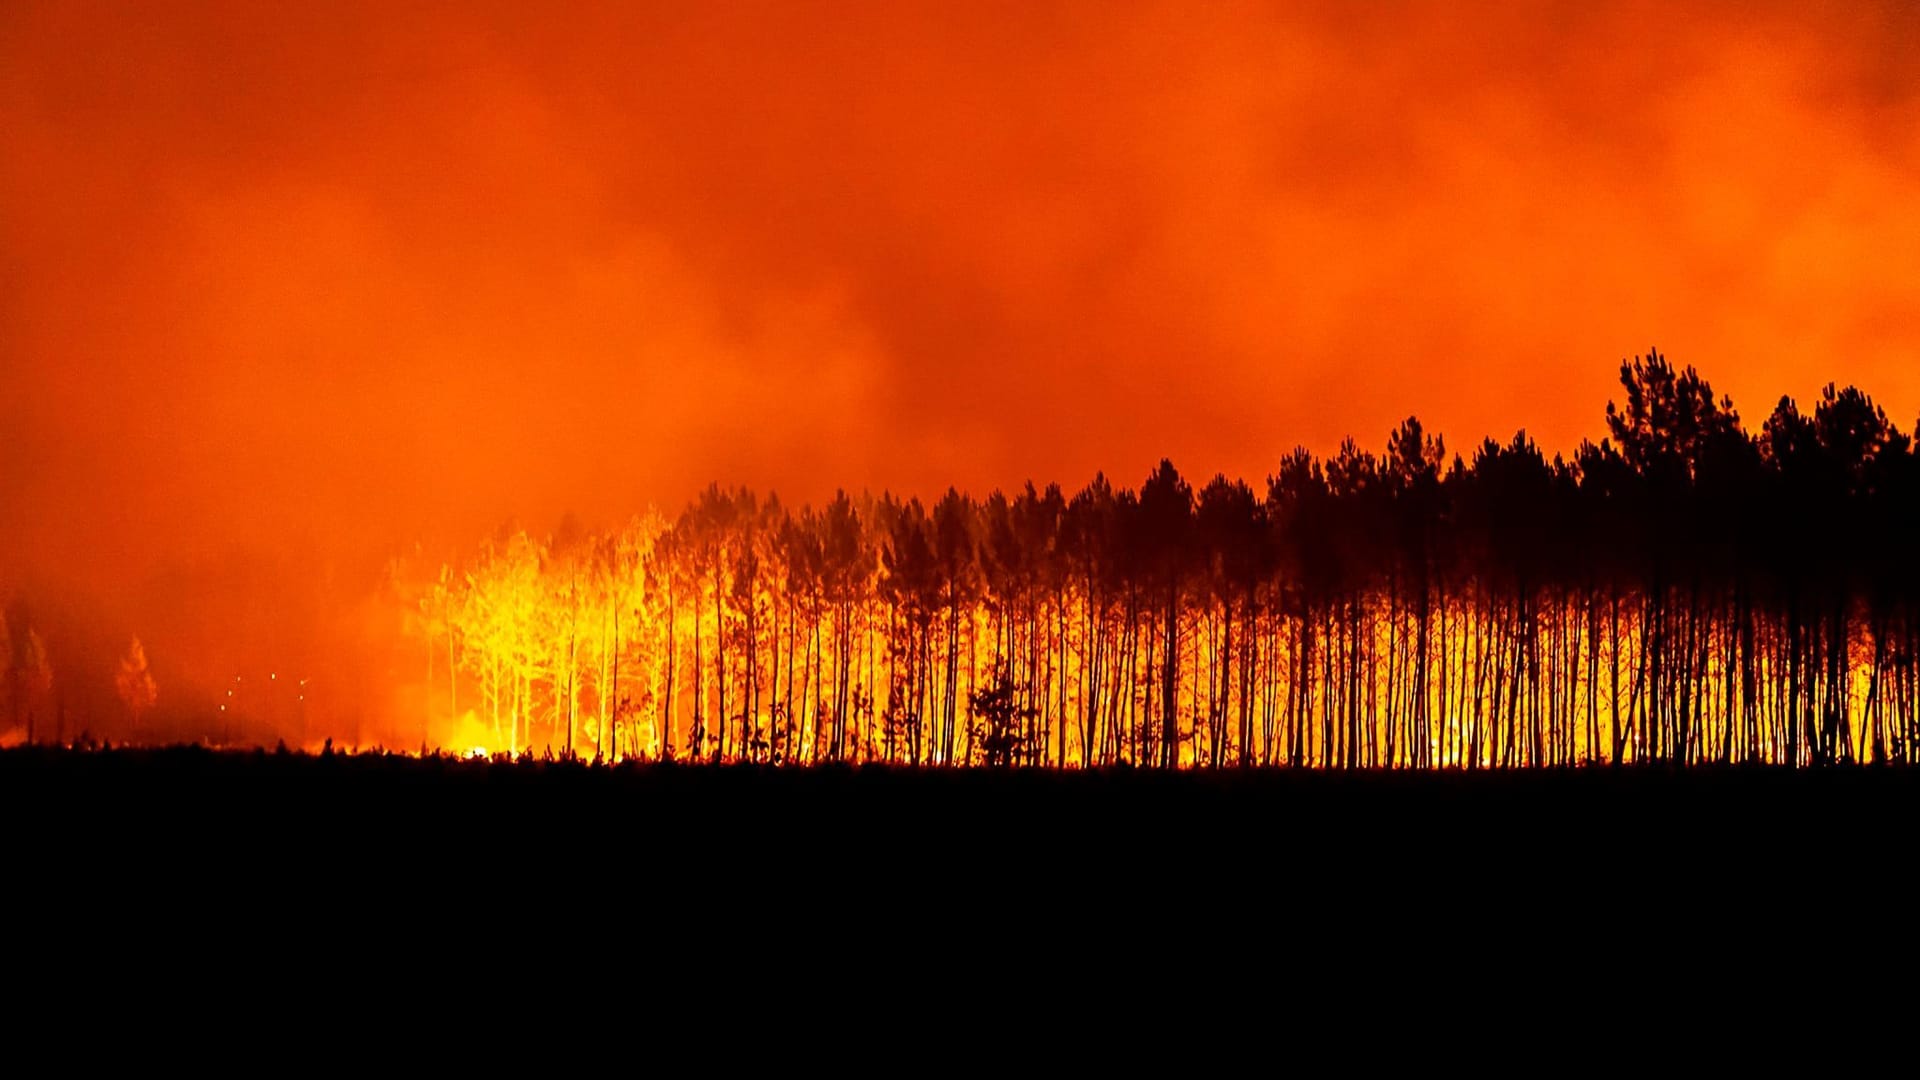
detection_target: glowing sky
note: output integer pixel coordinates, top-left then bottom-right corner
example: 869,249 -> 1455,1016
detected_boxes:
5,2 -> 1920,700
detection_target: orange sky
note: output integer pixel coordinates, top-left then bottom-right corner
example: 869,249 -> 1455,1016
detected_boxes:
5,2 -> 1920,718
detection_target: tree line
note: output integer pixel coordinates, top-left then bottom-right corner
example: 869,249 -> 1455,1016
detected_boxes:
391,350 -> 1920,767
0,621 -> 155,747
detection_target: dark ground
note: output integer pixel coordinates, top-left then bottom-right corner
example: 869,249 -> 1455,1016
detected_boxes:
5,747 -> 1911,904
3,748 -> 1907,1025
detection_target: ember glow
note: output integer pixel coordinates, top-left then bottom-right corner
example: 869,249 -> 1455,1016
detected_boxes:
4,4 -> 1920,762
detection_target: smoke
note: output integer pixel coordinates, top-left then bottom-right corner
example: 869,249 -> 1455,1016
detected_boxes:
4,0 -> 1919,739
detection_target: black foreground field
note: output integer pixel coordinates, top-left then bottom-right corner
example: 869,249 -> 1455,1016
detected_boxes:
6,747 -> 1915,908
0,750 -> 1896,1030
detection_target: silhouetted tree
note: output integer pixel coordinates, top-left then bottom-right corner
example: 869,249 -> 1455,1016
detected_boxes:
115,636 -> 157,735
969,664 -> 1033,767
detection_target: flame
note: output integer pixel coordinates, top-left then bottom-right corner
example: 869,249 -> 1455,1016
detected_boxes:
375,498 -> 1907,768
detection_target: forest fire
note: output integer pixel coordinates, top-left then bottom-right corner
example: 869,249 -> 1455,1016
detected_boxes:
14,7 -> 1920,966
371,355 -> 1920,768
6,4 -> 1920,779
3,353 -> 1916,769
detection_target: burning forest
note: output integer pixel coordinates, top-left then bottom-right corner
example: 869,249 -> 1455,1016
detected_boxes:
14,5 -> 1920,962
364,353 -> 1920,769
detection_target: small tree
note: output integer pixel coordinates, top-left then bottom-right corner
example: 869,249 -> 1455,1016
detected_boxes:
21,629 -> 51,744
115,636 -> 157,735
969,664 -> 1034,767
0,615 -> 13,735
